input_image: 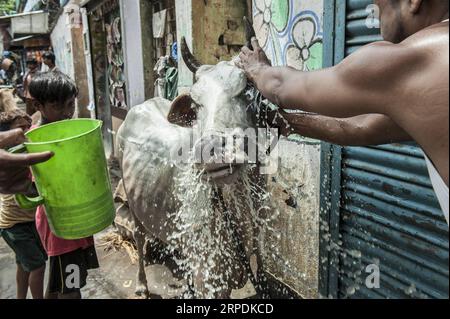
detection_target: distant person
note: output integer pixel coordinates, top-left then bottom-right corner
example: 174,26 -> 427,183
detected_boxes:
28,72 -> 99,299
113,86 -> 127,108
0,56 -> 16,85
0,69 -> 7,85
42,52 -> 59,73
22,59 -> 40,116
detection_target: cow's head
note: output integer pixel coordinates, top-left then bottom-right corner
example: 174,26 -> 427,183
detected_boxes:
167,18 -> 261,184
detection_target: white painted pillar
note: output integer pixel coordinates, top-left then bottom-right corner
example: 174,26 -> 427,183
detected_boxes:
175,0 -> 194,93
81,7 -> 96,119
119,0 -> 146,107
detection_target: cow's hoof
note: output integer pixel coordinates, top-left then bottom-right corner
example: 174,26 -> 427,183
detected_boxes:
135,285 -> 150,299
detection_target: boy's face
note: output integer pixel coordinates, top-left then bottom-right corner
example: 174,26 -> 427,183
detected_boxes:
34,96 -> 76,123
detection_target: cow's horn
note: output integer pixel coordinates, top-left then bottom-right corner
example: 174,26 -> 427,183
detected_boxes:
244,16 -> 256,50
181,36 -> 202,73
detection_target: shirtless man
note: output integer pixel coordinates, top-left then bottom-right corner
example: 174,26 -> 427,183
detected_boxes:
238,0 -> 449,224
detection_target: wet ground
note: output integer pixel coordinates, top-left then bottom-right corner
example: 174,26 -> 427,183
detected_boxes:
0,227 -> 256,299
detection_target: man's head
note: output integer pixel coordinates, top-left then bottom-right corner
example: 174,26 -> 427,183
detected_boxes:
1,58 -> 14,72
29,72 -> 78,123
26,59 -> 39,71
374,0 -> 449,43
43,52 -> 56,68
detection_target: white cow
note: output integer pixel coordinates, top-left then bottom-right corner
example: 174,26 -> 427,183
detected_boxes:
117,22 -> 273,299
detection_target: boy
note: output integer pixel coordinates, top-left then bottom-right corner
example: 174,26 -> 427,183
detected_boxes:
42,52 -> 59,73
28,72 -> 99,299
0,101 -> 47,299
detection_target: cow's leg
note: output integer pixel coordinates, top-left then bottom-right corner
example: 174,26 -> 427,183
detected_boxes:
189,256 -> 234,299
254,251 -> 270,298
132,213 -> 150,298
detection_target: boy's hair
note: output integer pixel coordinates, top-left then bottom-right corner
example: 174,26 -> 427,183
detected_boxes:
43,51 -> 56,64
29,71 -> 78,105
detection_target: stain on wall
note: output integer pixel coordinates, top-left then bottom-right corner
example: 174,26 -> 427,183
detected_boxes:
192,0 -> 248,65
51,11 -> 74,77
253,0 -> 324,299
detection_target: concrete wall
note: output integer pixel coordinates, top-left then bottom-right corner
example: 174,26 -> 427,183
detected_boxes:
252,0 -> 324,299
176,0 -> 249,93
139,0 -> 155,100
51,0 -> 90,118
175,0 -> 193,92
51,9 -> 74,77
192,0 -> 247,64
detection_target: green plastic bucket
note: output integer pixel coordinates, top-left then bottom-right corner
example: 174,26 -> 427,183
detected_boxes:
15,119 -> 115,240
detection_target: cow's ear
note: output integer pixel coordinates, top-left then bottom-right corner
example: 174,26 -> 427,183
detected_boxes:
167,94 -> 197,127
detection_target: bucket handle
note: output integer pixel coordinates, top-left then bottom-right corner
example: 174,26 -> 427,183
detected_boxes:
8,144 -> 45,210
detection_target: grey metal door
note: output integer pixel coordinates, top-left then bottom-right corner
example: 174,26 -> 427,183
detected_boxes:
319,0 -> 449,299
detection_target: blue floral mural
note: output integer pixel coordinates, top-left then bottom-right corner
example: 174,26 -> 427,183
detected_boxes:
253,0 -> 323,70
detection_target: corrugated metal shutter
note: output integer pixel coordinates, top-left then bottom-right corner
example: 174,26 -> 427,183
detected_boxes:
320,0 -> 449,299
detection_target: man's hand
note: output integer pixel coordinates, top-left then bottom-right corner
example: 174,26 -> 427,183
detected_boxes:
238,37 -> 272,83
0,129 -> 53,194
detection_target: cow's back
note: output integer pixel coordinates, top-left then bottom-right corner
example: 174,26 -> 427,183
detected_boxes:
117,98 -> 193,242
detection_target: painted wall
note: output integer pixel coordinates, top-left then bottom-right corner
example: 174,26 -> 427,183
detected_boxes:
253,0 -> 324,299
253,0 -> 323,69
51,9 -> 74,77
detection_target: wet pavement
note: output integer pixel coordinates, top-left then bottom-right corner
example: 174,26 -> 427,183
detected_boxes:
0,227 -> 255,299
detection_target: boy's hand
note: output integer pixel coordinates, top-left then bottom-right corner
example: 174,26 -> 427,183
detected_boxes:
0,129 -> 53,194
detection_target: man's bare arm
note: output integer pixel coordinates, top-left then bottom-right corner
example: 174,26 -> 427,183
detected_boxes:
270,111 -> 412,146
240,39 -> 423,118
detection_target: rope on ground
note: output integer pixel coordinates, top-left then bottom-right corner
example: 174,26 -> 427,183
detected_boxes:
98,232 -> 139,265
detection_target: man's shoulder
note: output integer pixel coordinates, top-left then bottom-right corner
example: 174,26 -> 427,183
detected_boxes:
400,23 -> 449,74
402,22 -> 449,50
